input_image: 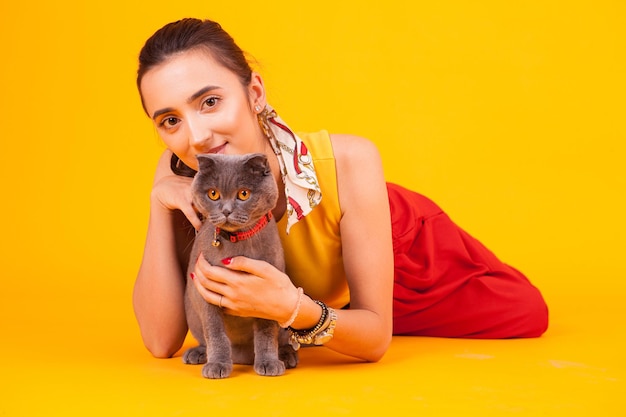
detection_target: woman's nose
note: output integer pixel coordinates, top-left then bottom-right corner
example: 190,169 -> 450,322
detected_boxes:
187,116 -> 211,148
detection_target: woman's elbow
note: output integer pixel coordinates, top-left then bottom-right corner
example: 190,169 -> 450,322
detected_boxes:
144,338 -> 184,359
364,332 -> 392,363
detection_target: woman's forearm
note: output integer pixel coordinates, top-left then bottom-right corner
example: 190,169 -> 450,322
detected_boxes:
291,295 -> 392,362
133,202 -> 189,358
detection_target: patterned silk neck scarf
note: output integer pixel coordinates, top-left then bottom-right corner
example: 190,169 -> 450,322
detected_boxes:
258,105 -> 322,233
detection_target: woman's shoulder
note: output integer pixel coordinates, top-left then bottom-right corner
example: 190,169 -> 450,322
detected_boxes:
328,133 -> 383,169
327,133 -> 386,214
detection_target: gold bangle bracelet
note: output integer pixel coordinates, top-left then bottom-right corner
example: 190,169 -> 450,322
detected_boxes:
288,301 -> 336,350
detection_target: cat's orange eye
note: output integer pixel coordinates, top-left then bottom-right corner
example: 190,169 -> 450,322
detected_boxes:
207,189 -> 221,201
237,189 -> 251,201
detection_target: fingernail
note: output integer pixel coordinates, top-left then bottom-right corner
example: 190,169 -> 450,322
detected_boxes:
221,257 -> 232,265
190,273 -> 196,280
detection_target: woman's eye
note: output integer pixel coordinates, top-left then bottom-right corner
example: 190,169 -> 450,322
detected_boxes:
203,96 -> 219,108
237,189 -> 251,201
207,189 -> 221,201
159,117 -> 179,128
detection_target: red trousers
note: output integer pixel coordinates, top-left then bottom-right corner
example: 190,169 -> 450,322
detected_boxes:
388,183 -> 548,338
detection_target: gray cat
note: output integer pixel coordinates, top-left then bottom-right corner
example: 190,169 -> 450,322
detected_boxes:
182,153 -> 298,378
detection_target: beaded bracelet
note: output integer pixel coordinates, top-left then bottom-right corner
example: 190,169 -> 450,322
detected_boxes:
289,300 -> 328,335
279,287 -> 304,328
288,300 -> 332,350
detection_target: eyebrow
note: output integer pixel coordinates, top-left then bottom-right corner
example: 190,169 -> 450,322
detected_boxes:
151,85 -> 221,120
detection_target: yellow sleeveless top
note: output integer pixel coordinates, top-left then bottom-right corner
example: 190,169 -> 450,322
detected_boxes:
276,130 -> 349,308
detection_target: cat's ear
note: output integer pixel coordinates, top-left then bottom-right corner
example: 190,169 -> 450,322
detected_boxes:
196,154 -> 217,173
244,153 -> 271,176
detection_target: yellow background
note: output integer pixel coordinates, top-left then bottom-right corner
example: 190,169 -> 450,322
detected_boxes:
1,0 -> 624,415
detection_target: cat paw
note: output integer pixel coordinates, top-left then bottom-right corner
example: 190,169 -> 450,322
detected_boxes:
279,344 -> 299,369
182,346 -> 207,364
202,361 -> 233,379
254,359 -> 286,376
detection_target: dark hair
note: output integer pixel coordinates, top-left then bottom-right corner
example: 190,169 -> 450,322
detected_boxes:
137,18 -> 253,112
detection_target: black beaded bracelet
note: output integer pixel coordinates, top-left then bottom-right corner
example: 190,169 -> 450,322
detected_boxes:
288,300 -> 328,336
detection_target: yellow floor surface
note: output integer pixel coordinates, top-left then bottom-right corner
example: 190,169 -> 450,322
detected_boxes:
1,264 -> 624,416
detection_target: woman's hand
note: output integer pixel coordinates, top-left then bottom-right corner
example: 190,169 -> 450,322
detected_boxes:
151,172 -> 202,230
190,254 -> 299,323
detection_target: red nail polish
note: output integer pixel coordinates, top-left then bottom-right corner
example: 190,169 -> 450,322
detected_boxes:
221,257 -> 232,265
190,273 -> 196,280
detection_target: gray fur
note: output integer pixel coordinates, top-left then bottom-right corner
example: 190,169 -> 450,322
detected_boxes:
183,153 -> 298,378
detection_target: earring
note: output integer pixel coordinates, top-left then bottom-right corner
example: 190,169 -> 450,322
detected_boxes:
254,105 -> 262,113
257,106 -> 273,140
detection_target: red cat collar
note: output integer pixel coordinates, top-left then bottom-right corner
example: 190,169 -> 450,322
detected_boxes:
212,211 -> 274,247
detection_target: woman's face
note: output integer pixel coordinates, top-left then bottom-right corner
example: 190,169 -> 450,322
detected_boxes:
140,48 -> 266,170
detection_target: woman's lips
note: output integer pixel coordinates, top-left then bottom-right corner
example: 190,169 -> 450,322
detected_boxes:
206,143 -> 227,154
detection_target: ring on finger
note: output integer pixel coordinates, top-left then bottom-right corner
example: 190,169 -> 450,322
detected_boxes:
218,295 -> 224,309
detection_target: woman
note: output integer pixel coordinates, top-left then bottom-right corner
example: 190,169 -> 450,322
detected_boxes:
133,18 -> 548,362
